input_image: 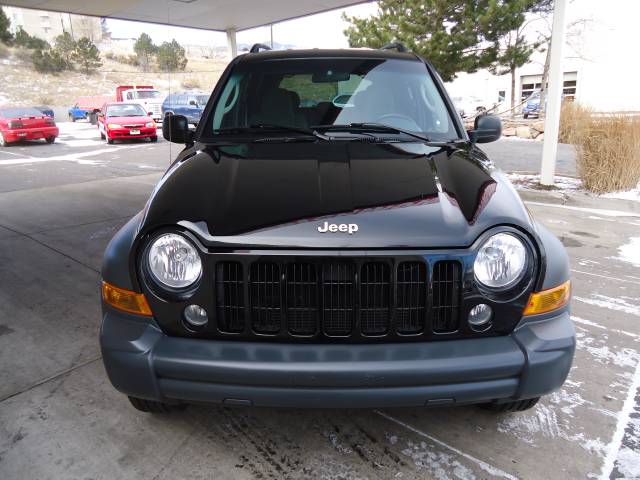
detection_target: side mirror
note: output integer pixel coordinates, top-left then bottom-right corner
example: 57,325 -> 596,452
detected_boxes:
189,100 -> 197,106
162,114 -> 193,144
148,112 -> 153,116
468,114 -> 502,143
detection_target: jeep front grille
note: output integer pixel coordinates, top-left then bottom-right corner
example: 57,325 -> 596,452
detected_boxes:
213,258 -> 462,341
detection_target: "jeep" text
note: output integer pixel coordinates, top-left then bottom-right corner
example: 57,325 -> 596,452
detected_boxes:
317,222 -> 359,234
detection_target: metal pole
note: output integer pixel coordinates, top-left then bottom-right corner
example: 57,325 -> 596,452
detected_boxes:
540,0 -> 568,185
270,24 -> 274,49
226,28 -> 237,58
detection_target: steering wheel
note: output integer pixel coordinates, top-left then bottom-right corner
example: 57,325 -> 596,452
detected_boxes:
374,113 -> 421,131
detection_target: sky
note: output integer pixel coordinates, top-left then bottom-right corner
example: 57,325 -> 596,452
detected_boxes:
105,2 -> 377,49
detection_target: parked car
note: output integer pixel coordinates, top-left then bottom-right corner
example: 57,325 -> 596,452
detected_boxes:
100,46 -> 574,415
522,90 -> 541,118
452,95 -> 488,118
71,95 -> 115,123
161,91 -> 210,126
34,105 -> 54,118
116,85 -> 164,121
97,102 -> 157,144
0,107 -> 59,146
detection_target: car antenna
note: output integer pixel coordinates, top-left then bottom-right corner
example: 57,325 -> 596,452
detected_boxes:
249,43 -> 272,53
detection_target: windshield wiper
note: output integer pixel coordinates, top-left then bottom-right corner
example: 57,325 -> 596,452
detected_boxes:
214,124 -> 330,141
314,123 -> 463,145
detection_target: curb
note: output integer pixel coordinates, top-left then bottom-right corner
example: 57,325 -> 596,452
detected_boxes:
517,188 -> 640,215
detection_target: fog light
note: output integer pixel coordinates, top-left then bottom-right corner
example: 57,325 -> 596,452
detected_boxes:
183,304 -> 208,328
468,303 -> 492,330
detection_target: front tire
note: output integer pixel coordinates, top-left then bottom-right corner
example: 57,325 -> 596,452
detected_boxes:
128,396 -> 185,414
150,136 -> 158,142
523,113 -> 529,119
45,137 -> 56,144
483,397 -> 540,413
107,138 -> 114,145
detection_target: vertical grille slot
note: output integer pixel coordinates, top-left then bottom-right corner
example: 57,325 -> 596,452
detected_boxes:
250,262 -> 282,334
360,262 -> 391,335
215,262 -> 245,333
286,263 -> 318,335
396,262 -> 427,334
432,261 -> 462,333
321,262 -> 354,336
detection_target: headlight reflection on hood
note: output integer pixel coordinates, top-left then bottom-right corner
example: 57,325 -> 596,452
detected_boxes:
474,232 -> 527,289
147,233 -> 202,289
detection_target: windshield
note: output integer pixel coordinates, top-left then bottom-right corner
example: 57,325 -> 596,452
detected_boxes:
0,107 -> 44,118
135,90 -> 162,99
107,104 -> 147,117
205,57 -> 457,140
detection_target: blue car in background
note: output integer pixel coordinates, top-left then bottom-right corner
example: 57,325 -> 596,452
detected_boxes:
161,91 -> 210,126
35,106 -> 55,118
68,104 -> 89,122
522,90 -> 541,118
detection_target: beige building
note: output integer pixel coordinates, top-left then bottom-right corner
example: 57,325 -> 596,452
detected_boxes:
2,6 -> 102,43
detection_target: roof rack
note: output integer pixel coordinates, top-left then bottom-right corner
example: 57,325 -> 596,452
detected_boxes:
380,42 -> 408,53
249,43 -> 272,53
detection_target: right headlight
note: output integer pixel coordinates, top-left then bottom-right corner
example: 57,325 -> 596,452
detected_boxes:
146,233 -> 202,290
474,232 -> 527,289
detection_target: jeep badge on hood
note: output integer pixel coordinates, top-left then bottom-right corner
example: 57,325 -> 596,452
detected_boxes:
317,222 -> 359,234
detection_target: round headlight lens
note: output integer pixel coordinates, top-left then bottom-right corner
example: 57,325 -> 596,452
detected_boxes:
147,233 -> 202,289
474,233 -> 527,289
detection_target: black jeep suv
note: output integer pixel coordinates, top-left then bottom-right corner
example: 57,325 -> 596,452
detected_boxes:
100,46 -> 574,414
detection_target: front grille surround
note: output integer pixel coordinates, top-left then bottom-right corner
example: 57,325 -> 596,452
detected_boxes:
212,255 -> 465,342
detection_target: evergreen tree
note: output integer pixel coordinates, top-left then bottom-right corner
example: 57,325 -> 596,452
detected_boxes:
0,7 -> 12,44
134,33 -> 157,71
156,39 -> 187,72
72,37 -> 102,73
343,0 -> 546,82
32,49 -> 67,73
54,31 -> 76,68
14,27 -> 49,50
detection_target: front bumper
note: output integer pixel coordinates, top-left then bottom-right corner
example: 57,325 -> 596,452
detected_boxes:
100,307 -> 575,408
107,128 -> 156,139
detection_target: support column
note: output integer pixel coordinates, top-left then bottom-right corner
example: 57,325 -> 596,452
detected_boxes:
540,0 -> 568,186
226,28 -> 237,59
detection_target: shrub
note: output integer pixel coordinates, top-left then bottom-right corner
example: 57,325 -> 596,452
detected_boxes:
32,48 -> 67,73
13,46 -> 33,63
559,102 -> 592,144
575,115 -> 640,193
14,27 -> 49,50
72,37 -> 102,73
157,39 -> 187,72
181,78 -> 201,89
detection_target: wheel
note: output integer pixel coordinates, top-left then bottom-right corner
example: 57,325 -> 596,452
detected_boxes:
523,113 -> 529,119
70,114 -> 76,122
0,131 -> 7,147
100,132 -> 105,140
45,137 -> 55,144
107,138 -> 114,145
150,136 -> 158,142
483,397 -> 540,413
128,396 -> 185,413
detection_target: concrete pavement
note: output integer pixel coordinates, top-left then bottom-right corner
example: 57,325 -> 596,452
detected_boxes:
0,123 -> 638,480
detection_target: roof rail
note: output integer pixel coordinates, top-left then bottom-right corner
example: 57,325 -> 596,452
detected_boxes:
249,43 -> 272,53
380,42 -> 408,53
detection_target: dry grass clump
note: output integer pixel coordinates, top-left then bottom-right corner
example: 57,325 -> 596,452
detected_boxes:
566,104 -> 640,193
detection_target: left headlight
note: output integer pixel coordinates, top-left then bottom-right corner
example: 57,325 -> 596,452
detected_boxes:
146,122 -> 155,128
107,123 -> 120,129
147,233 -> 202,289
474,232 -> 527,289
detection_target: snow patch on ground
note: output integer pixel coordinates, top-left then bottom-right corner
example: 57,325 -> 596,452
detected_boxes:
613,237 -> 640,268
574,294 -> 640,317
601,182 -> 640,203
401,441 -> 477,480
506,172 -> 581,190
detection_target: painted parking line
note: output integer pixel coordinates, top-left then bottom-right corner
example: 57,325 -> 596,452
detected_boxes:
525,201 -> 640,218
374,410 -> 518,479
0,144 -> 156,166
571,269 -> 640,287
599,360 -> 640,479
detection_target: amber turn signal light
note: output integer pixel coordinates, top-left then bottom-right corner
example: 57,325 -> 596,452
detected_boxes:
523,280 -> 571,316
102,281 -> 152,316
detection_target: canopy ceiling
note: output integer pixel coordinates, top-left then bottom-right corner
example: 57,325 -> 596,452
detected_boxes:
2,0 -> 370,32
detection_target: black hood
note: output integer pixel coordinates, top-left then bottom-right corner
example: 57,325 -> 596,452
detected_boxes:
139,141 -> 534,248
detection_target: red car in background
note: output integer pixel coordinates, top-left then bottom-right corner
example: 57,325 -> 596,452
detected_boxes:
0,107 -> 59,146
98,102 -> 157,144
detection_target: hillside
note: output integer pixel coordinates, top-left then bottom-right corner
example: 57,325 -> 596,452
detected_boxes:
0,46 -> 228,107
